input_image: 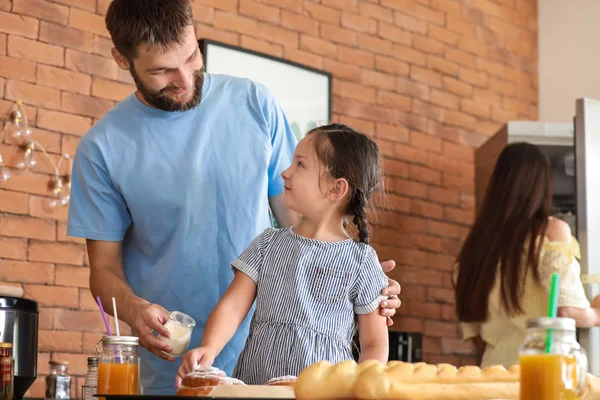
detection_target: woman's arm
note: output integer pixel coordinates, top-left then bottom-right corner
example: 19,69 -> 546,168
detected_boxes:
545,218 -> 600,327
357,310 -> 389,363
558,305 -> 600,328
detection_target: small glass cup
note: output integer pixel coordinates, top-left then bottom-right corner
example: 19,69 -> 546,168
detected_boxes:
158,311 -> 196,357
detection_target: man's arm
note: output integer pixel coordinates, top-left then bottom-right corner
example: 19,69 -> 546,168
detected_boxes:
269,193 -> 300,228
87,239 -> 174,361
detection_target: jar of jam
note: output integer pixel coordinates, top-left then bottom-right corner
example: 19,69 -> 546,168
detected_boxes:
96,336 -> 140,395
0,342 -> 14,400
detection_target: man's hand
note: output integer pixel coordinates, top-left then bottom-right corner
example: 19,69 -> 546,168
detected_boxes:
130,301 -> 175,362
175,347 -> 217,387
379,260 -> 401,327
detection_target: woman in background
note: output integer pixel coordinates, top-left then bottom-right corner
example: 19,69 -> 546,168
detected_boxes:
453,142 -> 600,367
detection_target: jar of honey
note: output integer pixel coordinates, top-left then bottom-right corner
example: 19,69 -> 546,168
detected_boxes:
0,342 -> 14,400
95,336 -> 140,395
519,317 -> 587,400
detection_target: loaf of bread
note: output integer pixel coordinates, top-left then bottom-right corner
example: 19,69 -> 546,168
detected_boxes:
294,360 -> 520,400
176,366 -> 245,397
265,376 -> 297,387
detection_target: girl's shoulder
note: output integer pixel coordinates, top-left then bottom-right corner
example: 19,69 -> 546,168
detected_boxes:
262,226 -> 293,237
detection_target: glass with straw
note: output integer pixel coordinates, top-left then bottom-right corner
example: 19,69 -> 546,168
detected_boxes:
519,273 -> 588,400
95,297 -> 141,395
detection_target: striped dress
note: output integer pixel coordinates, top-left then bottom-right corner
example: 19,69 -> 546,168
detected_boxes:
230,227 -> 388,385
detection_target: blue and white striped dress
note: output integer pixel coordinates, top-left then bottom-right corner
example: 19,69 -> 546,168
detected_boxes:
230,227 -> 388,385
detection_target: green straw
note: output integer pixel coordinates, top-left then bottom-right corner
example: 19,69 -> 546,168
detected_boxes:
545,272 -> 560,353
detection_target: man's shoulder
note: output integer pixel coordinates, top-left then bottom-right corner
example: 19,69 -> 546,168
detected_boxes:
76,96 -> 137,156
209,73 -> 275,103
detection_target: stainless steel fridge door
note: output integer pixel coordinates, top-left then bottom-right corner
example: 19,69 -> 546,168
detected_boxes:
575,97 -> 600,375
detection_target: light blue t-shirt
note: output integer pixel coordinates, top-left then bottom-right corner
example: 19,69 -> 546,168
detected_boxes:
67,73 -> 297,394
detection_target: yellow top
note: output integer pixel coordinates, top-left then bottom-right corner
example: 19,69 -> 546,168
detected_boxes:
459,236 -> 590,368
0,342 -> 12,348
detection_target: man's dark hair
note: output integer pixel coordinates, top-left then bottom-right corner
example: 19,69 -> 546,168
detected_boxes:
105,0 -> 194,60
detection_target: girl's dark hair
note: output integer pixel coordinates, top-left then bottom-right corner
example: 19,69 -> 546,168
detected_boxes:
454,142 -> 553,322
307,123 -> 383,245
106,0 -> 194,60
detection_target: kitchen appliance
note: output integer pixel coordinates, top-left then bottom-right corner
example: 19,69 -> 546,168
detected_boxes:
351,330 -> 423,362
0,296 -> 39,400
388,331 -> 422,362
474,120 -> 575,224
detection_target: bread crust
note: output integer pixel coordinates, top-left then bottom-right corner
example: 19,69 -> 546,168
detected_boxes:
265,376 -> 297,387
295,360 -> 520,400
176,366 -> 245,397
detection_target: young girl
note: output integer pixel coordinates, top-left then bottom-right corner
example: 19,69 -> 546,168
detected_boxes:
176,123 -> 389,386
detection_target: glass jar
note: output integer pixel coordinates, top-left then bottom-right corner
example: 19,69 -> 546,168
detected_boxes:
45,361 -> 71,400
519,317 -> 588,400
82,357 -> 98,400
96,336 -> 140,395
157,311 -> 196,357
0,343 -> 14,400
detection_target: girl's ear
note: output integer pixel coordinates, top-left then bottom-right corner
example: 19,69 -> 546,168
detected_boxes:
327,178 -> 349,202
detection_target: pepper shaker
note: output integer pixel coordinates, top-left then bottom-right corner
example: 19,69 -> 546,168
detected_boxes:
45,361 -> 71,400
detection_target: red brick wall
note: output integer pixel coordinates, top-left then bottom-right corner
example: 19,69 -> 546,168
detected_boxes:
0,0 -> 538,396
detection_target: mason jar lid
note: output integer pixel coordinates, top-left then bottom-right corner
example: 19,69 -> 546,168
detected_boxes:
526,317 -> 576,331
102,336 -> 139,346
88,357 -> 98,366
0,342 -> 12,349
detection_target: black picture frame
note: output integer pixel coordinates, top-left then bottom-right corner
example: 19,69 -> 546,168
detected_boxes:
199,39 -> 333,141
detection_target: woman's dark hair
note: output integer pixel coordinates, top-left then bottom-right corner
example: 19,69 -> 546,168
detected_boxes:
307,123 -> 383,245
106,0 -> 194,60
454,142 -> 553,322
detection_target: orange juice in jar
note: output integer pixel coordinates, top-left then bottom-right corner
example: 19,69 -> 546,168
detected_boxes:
519,317 -> 587,400
96,336 -> 141,395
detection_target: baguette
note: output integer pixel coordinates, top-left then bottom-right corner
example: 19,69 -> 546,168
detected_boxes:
295,360 -> 520,400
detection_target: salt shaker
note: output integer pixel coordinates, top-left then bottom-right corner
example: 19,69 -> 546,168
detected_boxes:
45,361 -> 71,400
82,357 -> 98,400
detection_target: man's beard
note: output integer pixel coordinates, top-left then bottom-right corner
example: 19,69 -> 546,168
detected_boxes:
130,65 -> 204,112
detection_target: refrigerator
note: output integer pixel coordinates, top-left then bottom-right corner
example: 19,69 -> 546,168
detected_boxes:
474,98 -> 600,375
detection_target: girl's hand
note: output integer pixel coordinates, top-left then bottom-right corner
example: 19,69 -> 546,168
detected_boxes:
175,347 -> 217,387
